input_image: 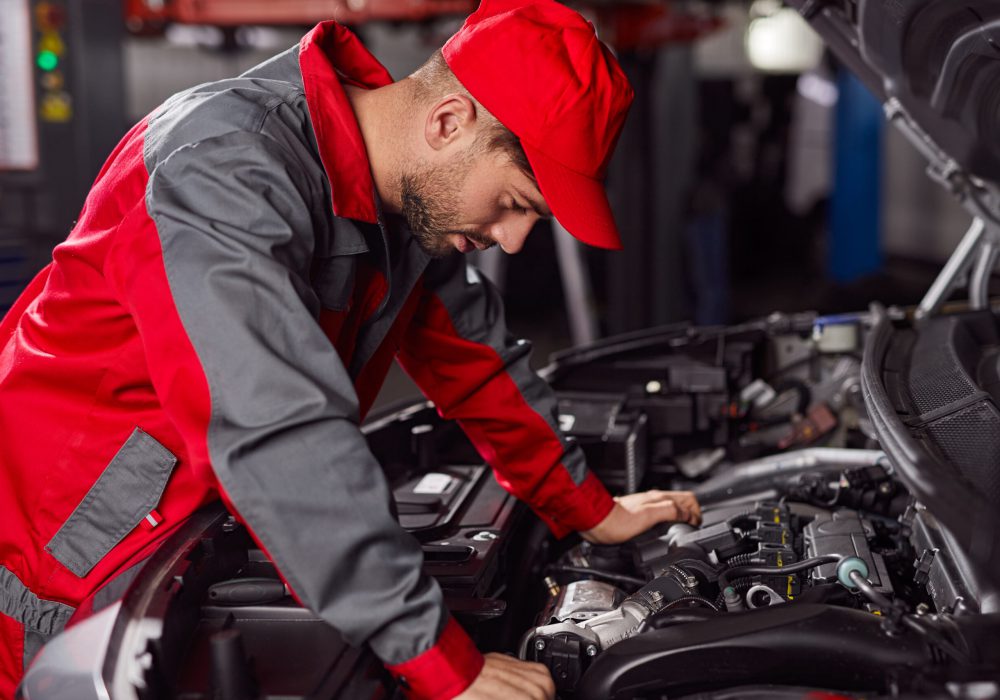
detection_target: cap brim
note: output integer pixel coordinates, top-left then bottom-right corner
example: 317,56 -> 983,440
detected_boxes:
522,143 -> 623,251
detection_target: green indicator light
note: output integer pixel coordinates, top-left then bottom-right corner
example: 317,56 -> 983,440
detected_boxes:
37,50 -> 59,71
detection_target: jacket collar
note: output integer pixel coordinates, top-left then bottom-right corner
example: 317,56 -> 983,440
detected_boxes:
298,21 -> 393,225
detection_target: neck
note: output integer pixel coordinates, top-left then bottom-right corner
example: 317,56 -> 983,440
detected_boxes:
345,81 -> 413,216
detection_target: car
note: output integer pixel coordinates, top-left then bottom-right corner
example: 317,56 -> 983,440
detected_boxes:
19,1 -> 1000,698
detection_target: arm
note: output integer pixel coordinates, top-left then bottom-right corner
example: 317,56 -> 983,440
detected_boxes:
398,257 -> 702,544
106,127 -> 480,698
397,257 -> 615,537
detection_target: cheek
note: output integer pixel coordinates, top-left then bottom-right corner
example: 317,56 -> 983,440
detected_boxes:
453,178 -> 504,225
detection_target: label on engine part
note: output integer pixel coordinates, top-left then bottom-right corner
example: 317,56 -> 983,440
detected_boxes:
413,473 -> 454,495
558,414 -> 576,431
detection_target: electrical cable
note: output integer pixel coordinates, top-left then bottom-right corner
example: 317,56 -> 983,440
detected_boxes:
846,569 -> 892,609
717,554 -> 840,591
764,352 -> 861,383
847,570 -> 968,663
546,565 -> 646,588
660,595 -> 721,612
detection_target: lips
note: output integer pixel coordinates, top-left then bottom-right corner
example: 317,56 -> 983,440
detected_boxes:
453,234 -> 490,253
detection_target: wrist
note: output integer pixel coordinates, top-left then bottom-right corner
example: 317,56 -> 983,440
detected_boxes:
580,502 -> 622,544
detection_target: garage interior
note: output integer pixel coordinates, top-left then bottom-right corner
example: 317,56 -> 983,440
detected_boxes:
4,2 -> 1000,699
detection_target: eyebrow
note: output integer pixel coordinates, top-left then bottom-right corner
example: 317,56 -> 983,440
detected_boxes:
515,187 -> 552,219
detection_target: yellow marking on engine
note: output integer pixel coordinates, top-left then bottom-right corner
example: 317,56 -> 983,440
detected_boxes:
781,530 -> 788,545
773,508 -> 780,523
787,575 -> 794,597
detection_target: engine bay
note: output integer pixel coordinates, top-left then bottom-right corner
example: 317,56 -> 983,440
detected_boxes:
15,1 -> 1000,698
25,308 -> 1000,700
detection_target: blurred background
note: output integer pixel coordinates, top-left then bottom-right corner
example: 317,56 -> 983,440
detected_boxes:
0,0 -> 975,406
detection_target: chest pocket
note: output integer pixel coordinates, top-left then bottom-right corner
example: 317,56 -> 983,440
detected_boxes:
312,254 -> 359,311
312,218 -> 371,311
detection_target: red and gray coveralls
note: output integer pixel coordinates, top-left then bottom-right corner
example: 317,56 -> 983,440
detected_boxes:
0,21 -> 615,699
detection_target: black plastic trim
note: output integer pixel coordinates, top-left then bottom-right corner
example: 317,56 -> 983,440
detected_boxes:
860,304 -> 1000,588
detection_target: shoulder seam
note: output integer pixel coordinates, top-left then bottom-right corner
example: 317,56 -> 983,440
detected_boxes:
251,88 -> 306,134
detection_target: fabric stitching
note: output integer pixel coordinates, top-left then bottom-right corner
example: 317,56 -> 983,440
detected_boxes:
45,428 -> 177,577
0,567 -> 74,635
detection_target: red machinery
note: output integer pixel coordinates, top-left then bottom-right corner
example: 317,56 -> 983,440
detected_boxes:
124,0 -> 474,31
124,0 -> 724,45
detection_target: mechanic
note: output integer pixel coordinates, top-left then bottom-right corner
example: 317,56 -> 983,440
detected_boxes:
0,1 -> 702,698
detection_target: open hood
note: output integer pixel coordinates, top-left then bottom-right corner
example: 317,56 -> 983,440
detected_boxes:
787,0 -> 1000,587
786,0 -> 1000,181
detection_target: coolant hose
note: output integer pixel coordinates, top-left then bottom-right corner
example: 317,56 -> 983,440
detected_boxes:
694,448 -> 886,504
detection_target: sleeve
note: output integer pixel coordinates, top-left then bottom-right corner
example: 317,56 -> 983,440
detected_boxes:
104,128 -> 482,699
397,256 -> 615,538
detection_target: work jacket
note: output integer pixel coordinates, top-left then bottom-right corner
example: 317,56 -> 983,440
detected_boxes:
0,21 -> 614,700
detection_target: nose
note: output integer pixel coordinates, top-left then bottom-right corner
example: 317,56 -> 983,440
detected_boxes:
491,216 -> 536,254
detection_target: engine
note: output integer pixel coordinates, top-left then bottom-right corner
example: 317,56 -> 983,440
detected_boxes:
523,497 -> 898,688
505,312 -> 1000,699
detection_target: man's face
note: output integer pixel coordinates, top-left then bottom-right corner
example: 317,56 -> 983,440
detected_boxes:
400,145 -> 551,258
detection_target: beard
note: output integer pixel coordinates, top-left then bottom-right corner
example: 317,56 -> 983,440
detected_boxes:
399,154 -> 496,258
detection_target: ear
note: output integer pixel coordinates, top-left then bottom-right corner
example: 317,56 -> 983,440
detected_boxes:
424,93 -> 478,151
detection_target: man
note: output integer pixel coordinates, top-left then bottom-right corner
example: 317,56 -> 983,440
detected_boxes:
0,0 -> 702,698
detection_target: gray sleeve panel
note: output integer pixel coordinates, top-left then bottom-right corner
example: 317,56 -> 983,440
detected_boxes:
45,428 -> 177,578
422,257 -> 589,486
143,75 -> 312,177
0,566 -> 74,637
144,129 -> 447,665
0,565 -> 74,670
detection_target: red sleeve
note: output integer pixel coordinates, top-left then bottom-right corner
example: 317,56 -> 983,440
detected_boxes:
398,280 -> 614,537
386,616 -> 485,699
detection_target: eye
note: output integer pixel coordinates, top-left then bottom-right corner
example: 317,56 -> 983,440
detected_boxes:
512,202 -> 529,215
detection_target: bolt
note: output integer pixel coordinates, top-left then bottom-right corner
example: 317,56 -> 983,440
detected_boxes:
585,645 -> 598,657
645,380 -> 663,394
916,603 -> 930,616
534,639 -> 547,652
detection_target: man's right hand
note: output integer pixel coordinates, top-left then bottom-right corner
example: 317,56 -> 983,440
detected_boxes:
455,653 -> 555,700
581,490 -> 702,545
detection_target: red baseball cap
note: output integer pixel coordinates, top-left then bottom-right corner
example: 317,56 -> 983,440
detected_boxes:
443,0 -> 634,250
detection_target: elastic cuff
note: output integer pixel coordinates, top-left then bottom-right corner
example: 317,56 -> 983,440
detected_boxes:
538,471 -> 615,538
386,616 -> 485,699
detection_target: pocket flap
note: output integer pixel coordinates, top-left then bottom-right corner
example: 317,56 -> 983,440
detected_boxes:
46,428 -> 177,578
313,254 -> 357,311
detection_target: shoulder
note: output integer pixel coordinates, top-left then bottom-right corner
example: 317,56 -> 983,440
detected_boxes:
143,73 -> 315,179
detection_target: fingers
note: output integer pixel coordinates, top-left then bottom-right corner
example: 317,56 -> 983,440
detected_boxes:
484,653 -> 553,686
582,491 -> 704,544
667,491 -> 702,525
644,496 -> 683,527
456,654 -> 555,700
622,490 -> 702,527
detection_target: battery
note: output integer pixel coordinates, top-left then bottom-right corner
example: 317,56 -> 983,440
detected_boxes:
556,392 -> 648,494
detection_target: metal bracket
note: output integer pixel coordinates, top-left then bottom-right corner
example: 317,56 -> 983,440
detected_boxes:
883,99 -> 1000,319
